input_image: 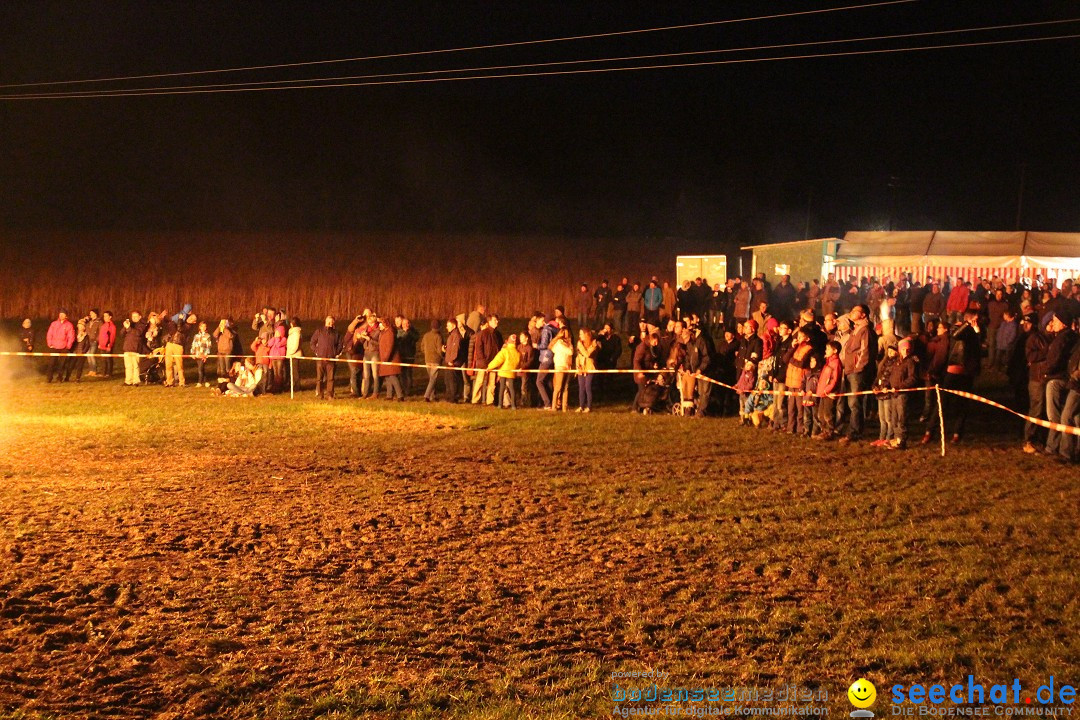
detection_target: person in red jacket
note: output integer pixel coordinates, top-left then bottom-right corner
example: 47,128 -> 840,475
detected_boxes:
813,341 -> 843,440
96,311 -> 117,378
946,280 -> 971,325
45,310 -> 75,383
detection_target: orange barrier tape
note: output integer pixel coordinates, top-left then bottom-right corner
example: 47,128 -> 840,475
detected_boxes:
939,387 -> 1080,437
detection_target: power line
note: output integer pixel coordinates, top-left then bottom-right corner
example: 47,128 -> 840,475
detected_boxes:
2,32 -> 1077,101
0,0 -> 918,89
8,17 -> 1075,99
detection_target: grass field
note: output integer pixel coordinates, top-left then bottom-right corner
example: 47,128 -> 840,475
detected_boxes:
0,368 -> 1078,719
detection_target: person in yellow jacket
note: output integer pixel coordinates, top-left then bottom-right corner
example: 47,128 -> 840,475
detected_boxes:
487,335 -> 522,409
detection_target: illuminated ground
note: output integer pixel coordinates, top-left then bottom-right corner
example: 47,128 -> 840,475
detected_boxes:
0,376 -> 1077,719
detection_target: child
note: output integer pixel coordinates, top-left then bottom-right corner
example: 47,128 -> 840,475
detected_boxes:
517,331 -> 534,408
67,320 -> 90,382
267,324 -> 288,392
251,337 -> 271,395
886,337 -> 920,449
801,355 -> 820,438
814,341 -> 843,440
733,359 -> 757,426
872,344 -> 902,447
20,318 -> 34,353
191,321 -> 213,387
487,335 -> 521,409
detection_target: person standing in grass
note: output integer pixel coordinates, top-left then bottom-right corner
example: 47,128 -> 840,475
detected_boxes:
121,311 -> 147,386
397,318 -> 419,396
1043,312 -> 1078,459
575,284 -> 592,332
360,312 -> 382,399
575,328 -> 599,413
813,341 -> 843,440
872,344 -> 901,447
421,319 -> 443,402
96,311 -> 117,378
643,281 -> 663,326
267,324 -> 288,392
191,321 -> 213,387
66,319 -> 90,382
535,315 -> 558,409
442,318 -> 463,403
345,319 -> 366,398
517,330 -> 535,407
379,317 -> 404,401
310,316 -> 342,400
549,328 -> 574,412
286,317 -> 303,390
212,318 -> 235,382
471,315 -> 502,405
487,334 -> 521,409
625,283 -> 643,332
84,309 -> 103,376
45,309 -> 75,383
593,280 -> 612,329
885,337 -> 920,449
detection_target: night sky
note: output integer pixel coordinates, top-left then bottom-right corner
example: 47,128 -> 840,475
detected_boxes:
1,0 -> 1078,244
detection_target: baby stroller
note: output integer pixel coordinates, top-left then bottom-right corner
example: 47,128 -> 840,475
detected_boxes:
140,346 -> 166,385
635,374 -> 671,415
671,370 -> 697,417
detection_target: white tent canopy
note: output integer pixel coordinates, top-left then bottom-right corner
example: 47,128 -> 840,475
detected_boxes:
835,231 -> 1080,271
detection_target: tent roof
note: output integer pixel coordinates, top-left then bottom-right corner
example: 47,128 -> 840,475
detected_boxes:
741,237 -> 840,251
835,231 -> 1080,269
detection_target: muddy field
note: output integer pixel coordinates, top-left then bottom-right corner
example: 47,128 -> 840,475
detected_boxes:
1,376 -> 1078,719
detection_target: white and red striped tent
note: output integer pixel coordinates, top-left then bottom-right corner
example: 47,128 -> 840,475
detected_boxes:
833,231 -> 1080,285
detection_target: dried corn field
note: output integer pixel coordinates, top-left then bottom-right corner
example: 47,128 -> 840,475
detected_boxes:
0,232 -> 719,320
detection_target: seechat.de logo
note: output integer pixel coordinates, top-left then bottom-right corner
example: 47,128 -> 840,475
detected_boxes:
849,678 -> 878,718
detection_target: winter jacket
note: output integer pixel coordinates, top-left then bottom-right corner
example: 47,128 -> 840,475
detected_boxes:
842,321 -> 872,376
683,335 -> 710,375
97,321 -> 117,352
922,291 -> 946,316
46,319 -> 75,350
444,328 -> 463,367
421,329 -> 443,365
190,331 -> 212,358
487,345 -> 522,379
575,340 -> 599,373
625,289 -> 643,315
551,339 -> 574,372
946,284 -> 970,314
537,322 -> 557,363
816,354 -> 842,397
86,317 -> 103,346
925,333 -> 950,382
575,291 -> 593,316
888,355 -> 920,394
310,326 -> 342,359
785,342 -> 813,389
122,320 -> 148,353
267,328 -> 288,359
213,324 -> 235,355
1043,329 -> 1078,382
287,327 -> 303,357
733,286 -> 751,319
472,326 -> 503,369
643,287 -> 663,312
378,329 -> 401,376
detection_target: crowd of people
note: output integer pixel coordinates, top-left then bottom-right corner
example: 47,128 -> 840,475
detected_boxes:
15,271 -> 1080,461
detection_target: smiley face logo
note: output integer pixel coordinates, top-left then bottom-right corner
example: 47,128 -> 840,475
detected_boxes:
848,678 -> 877,708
